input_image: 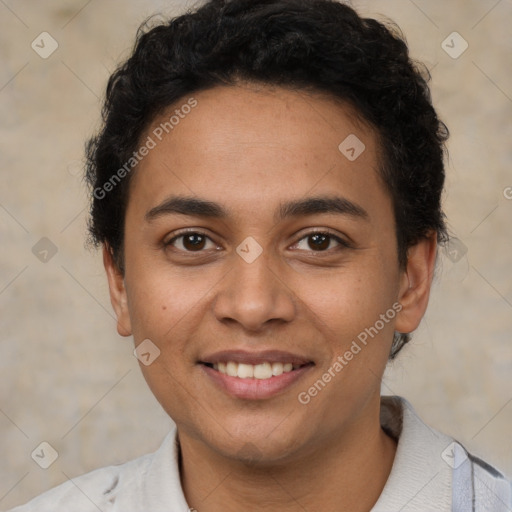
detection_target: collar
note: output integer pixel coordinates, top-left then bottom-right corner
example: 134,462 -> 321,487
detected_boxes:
113,395 -> 454,511
371,395 -> 453,511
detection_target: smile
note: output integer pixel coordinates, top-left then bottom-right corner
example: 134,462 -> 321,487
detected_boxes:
199,350 -> 314,399
209,361 -> 302,379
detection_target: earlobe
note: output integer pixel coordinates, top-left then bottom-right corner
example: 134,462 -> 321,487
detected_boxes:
394,232 -> 438,335
102,245 -> 132,337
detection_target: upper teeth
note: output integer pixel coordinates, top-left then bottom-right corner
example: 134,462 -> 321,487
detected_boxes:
213,361 -> 296,379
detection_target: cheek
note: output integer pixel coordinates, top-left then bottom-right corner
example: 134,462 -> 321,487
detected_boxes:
124,261 -> 226,357
297,256 -> 399,355
138,355 -> 202,430
125,267 -> 209,419
306,266 -> 396,322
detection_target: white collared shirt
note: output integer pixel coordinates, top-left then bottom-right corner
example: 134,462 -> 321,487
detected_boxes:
8,395 -> 512,511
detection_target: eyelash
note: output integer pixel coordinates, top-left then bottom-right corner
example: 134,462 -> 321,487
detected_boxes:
163,229 -> 352,255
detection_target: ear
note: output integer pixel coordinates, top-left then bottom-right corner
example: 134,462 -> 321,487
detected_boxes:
395,232 -> 438,335
103,245 -> 132,337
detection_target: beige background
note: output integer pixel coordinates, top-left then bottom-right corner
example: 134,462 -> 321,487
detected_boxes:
0,0 -> 511,509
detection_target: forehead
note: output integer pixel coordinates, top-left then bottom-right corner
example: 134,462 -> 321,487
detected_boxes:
128,84 -> 390,222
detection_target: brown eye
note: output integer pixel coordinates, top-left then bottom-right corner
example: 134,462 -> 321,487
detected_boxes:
308,233 -> 330,251
182,233 -> 206,251
165,231 -> 216,252
294,231 -> 351,253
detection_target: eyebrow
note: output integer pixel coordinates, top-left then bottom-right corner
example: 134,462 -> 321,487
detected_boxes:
145,194 -> 369,223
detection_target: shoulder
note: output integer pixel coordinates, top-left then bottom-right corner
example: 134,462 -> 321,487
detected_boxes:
7,427 -> 189,512
6,451 -> 152,512
380,395 -> 512,510
453,441 -> 512,510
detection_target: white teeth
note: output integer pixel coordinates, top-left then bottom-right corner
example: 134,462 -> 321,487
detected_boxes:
253,362 -> 273,379
237,363 -> 254,378
213,361 -> 299,379
226,361 -> 238,377
271,362 -> 284,376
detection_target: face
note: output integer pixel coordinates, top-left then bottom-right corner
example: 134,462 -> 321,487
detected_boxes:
104,84 -> 436,463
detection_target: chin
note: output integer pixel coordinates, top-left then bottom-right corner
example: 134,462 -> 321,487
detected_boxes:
208,420 -> 310,465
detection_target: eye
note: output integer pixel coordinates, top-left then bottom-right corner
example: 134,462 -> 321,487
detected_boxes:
293,231 -> 351,252
164,231 -> 218,252
163,229 -> 351,255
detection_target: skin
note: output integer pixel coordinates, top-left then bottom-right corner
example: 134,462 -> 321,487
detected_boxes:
104,83 -> 437,512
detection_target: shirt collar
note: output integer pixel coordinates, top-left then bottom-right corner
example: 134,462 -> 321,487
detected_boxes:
114,395 -> 454,511
371,395 -> 453,511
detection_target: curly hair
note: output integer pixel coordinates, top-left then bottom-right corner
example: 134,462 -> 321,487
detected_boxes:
84,0 -> 449,359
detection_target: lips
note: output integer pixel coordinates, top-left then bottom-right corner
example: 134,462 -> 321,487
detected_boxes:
199,349 -> 314,400
200,349 -> 312,366
212,361 -> 297,379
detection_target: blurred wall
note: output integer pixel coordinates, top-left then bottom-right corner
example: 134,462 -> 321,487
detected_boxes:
0,0 -> 511,509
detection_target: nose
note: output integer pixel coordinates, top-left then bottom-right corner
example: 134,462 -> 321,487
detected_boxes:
212,245 -> 296,332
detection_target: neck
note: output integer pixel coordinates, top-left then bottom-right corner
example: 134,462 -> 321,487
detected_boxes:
178,399 -> 397,512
